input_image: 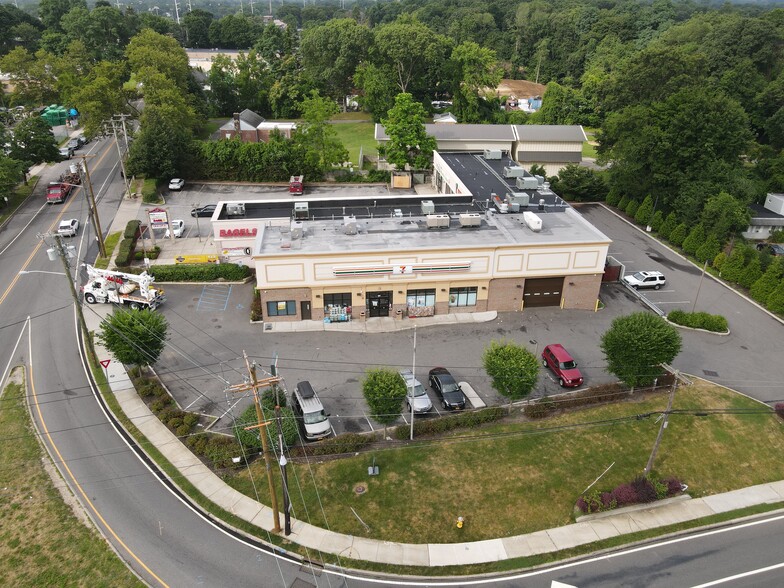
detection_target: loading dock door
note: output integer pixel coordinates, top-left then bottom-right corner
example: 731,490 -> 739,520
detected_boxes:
523,277 -> 563,308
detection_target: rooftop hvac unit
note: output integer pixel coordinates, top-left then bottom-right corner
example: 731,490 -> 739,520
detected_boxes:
426,214 -> 450,229
483,149 -> 502,160
294,201 -> 308,220
492,193 -> 508,213
523,211 -> 542,232
515,176 -> 539,190
534,175 -> 545,186
290,220 -> 304,239
459,213 -> 481,227
226,203 -> 245,217
421,200 -> 435,215
508,192 -> 530,207
343,216 -> 357,235
503,166 -> 526,179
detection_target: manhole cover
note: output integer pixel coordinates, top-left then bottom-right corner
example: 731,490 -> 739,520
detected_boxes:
703,370 -> 719,377
354,484 -> 366,495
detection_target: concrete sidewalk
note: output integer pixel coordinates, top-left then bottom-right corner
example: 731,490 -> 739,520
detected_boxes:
89,190 -> 784,567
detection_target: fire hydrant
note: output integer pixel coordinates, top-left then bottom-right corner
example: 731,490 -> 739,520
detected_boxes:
456,516 -> 464,529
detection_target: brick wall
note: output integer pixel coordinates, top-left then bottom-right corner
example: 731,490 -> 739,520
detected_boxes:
487,277 -> 524,311
561,274 -> 602,310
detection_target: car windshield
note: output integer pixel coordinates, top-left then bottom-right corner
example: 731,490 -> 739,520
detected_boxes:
409,383 -> 427,397
632,272 -> 645,280
442,381 -> 460,394
559,360 -> 576,369
303,410 -> 328,425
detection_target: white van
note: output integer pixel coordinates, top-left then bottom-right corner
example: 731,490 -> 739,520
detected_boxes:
291,381 -> 332,441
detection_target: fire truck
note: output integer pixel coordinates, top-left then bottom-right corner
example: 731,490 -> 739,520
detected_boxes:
81,265 -> 166,310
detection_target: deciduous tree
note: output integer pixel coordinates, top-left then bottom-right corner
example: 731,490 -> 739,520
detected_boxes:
482,340 -> 539,411
97,308 -> 168,368
8,116 -> 60,168
380,93 -> 437,170
600,312 -> 681,390
296,90 -> 347,172
362,368 -> 406,437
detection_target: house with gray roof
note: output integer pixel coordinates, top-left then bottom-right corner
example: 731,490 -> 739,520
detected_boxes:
219,110 -> 296,143
743,193 -> 784,241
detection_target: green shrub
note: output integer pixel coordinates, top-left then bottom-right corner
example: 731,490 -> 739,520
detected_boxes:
650,209 -> 664,232
188,433 -> 209,455
150,397 -> 172,412
695,234 -> 721,264
205,437 -> 244,469
634,195 -> 654,225
625,199 -> 639,218
176,424 -> 191,437
332,170 -> 391,183
251,290 -> 263,322
142,178 -> 159,203
682,224 -> 706,255
145,264 -> 251,282
290,433 -> 373,457
137,381 -> 158,397
617,195 -> 630,211
668,309 -> 728,332
713,252 -> 728,270
168,417 -> 184,429
183,413 -> 199,427
658,212 -> 678,239
114,237 -> 135,267
605,191 -> 621,207
134,246 -> 160,261
261,385 -> 286,412
549,383 -> 626,410
668,223 -> 688,247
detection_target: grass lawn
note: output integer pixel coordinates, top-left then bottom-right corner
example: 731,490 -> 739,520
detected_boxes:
0,370 -> 143,588
225,380 -> 784,544
94,231 -> 122,269
331,122 -> 377,166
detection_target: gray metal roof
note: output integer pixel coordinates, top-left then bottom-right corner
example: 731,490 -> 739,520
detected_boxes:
514,125 -> 587,142
376,123 -> 586,144
516,151 -> 582,163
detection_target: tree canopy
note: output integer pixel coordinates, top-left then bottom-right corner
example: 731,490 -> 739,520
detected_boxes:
97,308 -> 168,368
362,368 -> 407,430
380,92 -> 437,170
482,340 -> 539,407
600,312 -> 682,390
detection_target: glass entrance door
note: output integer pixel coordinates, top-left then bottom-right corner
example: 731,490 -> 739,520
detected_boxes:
366,291 -> 391,317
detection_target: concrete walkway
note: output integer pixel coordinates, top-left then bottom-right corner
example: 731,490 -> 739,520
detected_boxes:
84,192 -> 784,567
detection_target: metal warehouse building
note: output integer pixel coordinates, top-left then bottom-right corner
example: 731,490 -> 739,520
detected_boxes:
209,151 -> 611,323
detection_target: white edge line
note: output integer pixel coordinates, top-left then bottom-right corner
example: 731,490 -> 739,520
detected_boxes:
690,560 -> 784,587
0,202 -> 48,256
0,317 -> 30,396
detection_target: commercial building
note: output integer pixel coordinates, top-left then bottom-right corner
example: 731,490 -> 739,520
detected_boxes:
209,151 -> 611,323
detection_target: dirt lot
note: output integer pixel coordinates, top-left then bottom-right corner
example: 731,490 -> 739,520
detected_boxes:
493,78 -> 547,98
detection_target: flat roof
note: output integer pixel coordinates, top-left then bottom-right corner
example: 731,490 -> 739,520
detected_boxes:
375,123 -> 585,143
749,203 -> 784,221
254,196 -> 611,256
513,125 -> 587,142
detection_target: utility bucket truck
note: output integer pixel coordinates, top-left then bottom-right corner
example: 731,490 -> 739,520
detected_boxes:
81,265 -> 166,310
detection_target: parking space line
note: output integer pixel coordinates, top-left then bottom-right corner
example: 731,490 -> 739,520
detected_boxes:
362,412 -> 374,431
196,284 -> 232,311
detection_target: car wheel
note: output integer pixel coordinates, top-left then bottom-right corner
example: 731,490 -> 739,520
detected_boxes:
559,378 -> 565,387
129,301 -> 140,310
632,284 -> 639,290
654,284 -> 661,290
84,293 -> 96,304
542,359 -> 548,368
442,400 -> 448,410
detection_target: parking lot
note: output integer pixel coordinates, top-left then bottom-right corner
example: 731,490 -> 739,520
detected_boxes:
150,202 -> 784,443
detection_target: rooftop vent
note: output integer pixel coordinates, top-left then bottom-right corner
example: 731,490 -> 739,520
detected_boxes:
483,149 -> 502,160
343,216 -> 357,235
503,166 -> 526,179
421,200 -> 435,215
523,211 -> 542,232
290,220 -> 304,239
294,201 -> 308,220
426,214 -> 450,229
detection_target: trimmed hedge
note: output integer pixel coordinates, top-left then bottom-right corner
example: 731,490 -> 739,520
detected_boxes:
145,263 -> 251,282
289,433 -> 373,457
115,237 -> 134,267
668,309 -> 728,333
142,178 -> 159,203
331,170 -> 391,183
124,219 -> 141,240
392,407 -> 505,440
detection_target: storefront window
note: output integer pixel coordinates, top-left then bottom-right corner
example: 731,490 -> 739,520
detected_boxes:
324,293 -> 352,322
266,300 -> 296,316
449,287 -> 478,307
406,289 -> 436,307
324,293 -> 352,308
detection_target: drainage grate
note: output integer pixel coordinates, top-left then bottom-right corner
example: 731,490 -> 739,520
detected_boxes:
264,323 -> 273,331
703,370 -> 719,377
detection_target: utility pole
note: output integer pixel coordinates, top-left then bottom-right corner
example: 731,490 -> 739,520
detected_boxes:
227,351 -> 282,533
410,325 -> 416,441
51,234 -> 96,360
691,261 -> 708,313
108,117 -> 131,198
270,360 -> 291,535
645,370 -> 678,476
80,156 -> 107,258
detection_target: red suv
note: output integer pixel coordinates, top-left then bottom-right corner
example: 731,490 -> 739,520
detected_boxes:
542,344 -> 584,388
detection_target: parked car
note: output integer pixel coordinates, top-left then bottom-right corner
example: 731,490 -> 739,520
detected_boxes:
542,344 -> 584,388
756,243 -> 784,256
66,138 -> 80,151
169,178 -> 185,191
57,218 -> 79,237
59,146 -> 73,159
622,270 -> 666,290
190,204 -> 216,218
399,369 -> 432,414
291,381 -> 332,441
165,219 -> 185,238
77,135 -> 88,146
428,367 -> 466,410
